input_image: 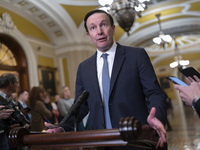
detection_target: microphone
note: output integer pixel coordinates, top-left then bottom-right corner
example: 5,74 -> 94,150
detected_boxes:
60,90 -> 89,124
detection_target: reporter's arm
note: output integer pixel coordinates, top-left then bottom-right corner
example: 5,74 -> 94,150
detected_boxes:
174,82 -> 200,106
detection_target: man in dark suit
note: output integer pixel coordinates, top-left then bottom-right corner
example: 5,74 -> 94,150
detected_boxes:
17,90 -> 31,123
0,106 -> 14,150
46,9 -> 167,149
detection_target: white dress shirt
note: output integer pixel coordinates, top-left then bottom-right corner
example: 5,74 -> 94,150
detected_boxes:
96,42 -> 117,100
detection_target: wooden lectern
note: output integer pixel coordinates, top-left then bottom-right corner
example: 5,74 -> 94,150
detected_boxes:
8,117 -> 167,150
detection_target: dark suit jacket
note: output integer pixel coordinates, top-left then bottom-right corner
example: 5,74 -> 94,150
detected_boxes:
17,101 -> 31,121
0,96 -> 10,131
60,43 -> 167,131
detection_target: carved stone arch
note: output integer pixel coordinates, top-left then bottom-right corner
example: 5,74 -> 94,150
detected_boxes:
0,33 -> 29,90
0,12 -> 39,89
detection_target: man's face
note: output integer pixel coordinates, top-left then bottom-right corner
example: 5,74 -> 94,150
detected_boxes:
55,95 -> 60,102
21,91 -> 29,102
63,87 -> 70,99
86,13 -> 115,52
10,78 -> 19,93
39,91 -> 47,100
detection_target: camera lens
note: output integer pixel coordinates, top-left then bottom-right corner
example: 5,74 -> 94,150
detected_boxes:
7,100 -> 30,126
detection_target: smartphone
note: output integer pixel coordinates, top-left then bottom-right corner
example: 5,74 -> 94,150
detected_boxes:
181,67 -> 200,81
166,76 -> 188,86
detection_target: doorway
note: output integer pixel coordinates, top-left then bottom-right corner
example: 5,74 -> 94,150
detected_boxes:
0,34 -> 29,91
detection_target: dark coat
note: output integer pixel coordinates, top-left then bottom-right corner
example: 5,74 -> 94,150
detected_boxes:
60,43 -> 167,131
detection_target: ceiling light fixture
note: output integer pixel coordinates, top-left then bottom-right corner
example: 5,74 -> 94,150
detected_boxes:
153,13 -> 172,49
169,37 -> 190,69
98,0 -> 150,35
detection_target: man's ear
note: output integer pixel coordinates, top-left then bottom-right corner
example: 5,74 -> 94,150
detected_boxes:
113,25 -> 116,35
9,82 -> 13,87
86,32 -> 89,37
86,32 -> 92,41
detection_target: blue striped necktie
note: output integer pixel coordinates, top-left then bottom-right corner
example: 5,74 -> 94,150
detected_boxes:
102,53 -> 112,129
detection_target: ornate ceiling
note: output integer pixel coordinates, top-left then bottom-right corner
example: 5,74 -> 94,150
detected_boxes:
0,0 -> 200,67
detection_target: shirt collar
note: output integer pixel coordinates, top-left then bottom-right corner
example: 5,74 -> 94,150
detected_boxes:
97,42 -> 117,59
18,100 -> 24,106
0,91 -> 7,99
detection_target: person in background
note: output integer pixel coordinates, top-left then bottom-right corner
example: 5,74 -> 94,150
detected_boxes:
57,86 -> 74,118
174,75 -> 200,117
29,86 -> 52,131
0,73 -> 19,150
45,9 -> 167,149
11,93 -> 17,101
54,94 -> 61,104
56,87 -> 90,129
43,93 -> 59,124
0,106 -> 14,150
17,90 -> 31,122
54,94 -> 63,123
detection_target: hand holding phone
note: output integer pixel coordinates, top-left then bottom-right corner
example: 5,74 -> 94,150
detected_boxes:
181,67 -> 200,81
166,76 -> 188,86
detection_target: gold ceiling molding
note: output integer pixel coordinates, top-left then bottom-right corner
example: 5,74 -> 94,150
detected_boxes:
17,1 -> 28,6
29,7 -> 39,13
0,5 -> 49,41
61,5 -> 98,27
1,0 -> 199,50
129,1 -> 200,37
189,1 -> 200,11
54,30 -> 63,37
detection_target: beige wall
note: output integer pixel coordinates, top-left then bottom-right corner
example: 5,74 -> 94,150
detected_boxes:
28,36 -> 95,97
58,49 -> 95,97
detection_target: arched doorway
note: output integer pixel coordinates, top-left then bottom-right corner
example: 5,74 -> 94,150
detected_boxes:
0,33 -> 29,91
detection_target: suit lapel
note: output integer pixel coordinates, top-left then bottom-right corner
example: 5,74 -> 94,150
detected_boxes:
110,44 -> 126,97
89,45 -> 126,102
0,96 -> 9,105
18,101 -> 23,109
89,53 -> 102,100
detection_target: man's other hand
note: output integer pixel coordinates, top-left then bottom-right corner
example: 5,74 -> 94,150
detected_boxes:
43,122 -> 65,133
147,107 -> 167,149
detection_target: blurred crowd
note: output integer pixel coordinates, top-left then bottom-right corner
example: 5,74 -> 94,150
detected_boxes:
18,86 -> 75,132
0,73 -> 84,150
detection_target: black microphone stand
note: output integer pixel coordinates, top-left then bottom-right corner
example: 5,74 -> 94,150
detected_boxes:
59,90 -> 89,131
73,109 -> 79,132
